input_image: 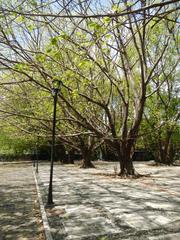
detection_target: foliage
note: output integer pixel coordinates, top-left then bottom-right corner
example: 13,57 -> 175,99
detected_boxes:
0,0 -> 179,171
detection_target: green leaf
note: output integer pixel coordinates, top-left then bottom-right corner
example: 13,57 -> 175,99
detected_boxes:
16,15 -> 25,24
14,63 -> 30,71
65,70 -> 74,78
78,59 -> 92,68
30,0 -> 38,7
27,24 -> 35,32
76,31 -> 83,37
35,54 -> 46,63
72,89 -> 79,99
88,21 -> 102,31
59,32 -> 70,40
112,5 -> 122,12
18,6 -> 23,11
105,33 -> 113,39
50,37 -> 58,46
127,2 -> 133,7
46,47 -> 52,53
102,17 -> 111,24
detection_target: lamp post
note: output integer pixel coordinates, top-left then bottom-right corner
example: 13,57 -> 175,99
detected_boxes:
47,79 -> 62,205
35,136 -> 39,173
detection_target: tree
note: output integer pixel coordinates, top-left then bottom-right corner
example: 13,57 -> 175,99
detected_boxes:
46,1 -> 179,175
141,68 -> 179,164
140,15 -> 179,164
0,0 -> 179,175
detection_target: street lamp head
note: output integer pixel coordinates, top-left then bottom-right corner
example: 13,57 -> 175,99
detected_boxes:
52,79 -> 62,91
52,79 -> 62,96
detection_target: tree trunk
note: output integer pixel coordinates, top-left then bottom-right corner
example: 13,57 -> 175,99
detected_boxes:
66,152 -> 74,164
118,97 -> 146,177
118,145 -> 135,177
113,140 -> 136,177
157,131 -> 174,165
80,151 -> 95,168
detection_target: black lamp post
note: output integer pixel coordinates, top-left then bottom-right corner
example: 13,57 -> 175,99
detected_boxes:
47,79 -> 62,205
35,136 -> 39,173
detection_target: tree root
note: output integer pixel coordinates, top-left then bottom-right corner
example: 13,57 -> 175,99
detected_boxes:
80,160 -> 96,168
118,170 -> 150,179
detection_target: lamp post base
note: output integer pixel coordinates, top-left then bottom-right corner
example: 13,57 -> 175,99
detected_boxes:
46,202 -> 55,208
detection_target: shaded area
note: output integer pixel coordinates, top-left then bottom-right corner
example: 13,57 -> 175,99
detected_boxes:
0,164 -> 44,240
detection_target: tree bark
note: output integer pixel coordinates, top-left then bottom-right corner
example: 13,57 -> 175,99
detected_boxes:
157,131 -> 174,165
80,150 -> 95,168
118,97 -> 146,176
118,142 -> 135,176
112,140 -> 136,177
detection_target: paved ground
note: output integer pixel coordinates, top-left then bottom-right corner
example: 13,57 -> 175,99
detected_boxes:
0,163 -> 44,240
36,161 -> 180,240
0,161 -> 179,240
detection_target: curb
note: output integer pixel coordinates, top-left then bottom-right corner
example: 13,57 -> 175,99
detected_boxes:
33,170 -> 53,240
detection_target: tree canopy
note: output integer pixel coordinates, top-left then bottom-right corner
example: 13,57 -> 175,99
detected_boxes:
0,0 -> 179,173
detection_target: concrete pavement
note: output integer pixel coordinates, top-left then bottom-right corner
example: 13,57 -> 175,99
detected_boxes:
36,161 -> 180,240
0,161 -> 179,240
0,163 -> 45,240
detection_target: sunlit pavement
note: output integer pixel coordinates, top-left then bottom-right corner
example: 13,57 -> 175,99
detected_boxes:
36,161 -> 180,240
0,163 -> 43,240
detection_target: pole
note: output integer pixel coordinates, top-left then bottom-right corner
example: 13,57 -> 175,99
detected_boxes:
33,150 -> 36,167
47,90 -> 58,205
33,157 -> 35,167
36,137 -> 39,173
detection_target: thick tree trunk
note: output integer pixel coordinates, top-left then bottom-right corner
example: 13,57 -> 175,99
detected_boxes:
118,145 -> 135,176
80,151 -> 95,168
157,131 -> 174,165
113,140 -> 136,177
158,144 -> 174,165
117,97 -> 146,177
67,152 -> 74,164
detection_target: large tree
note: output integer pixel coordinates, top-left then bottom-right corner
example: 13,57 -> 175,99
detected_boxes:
0,0 -> 179,175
